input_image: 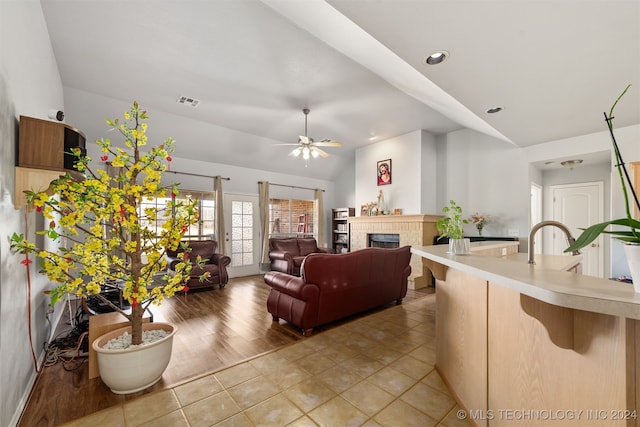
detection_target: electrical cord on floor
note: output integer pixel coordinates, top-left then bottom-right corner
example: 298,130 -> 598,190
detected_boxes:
46,331 -> 88,371
43,304 -> 90,370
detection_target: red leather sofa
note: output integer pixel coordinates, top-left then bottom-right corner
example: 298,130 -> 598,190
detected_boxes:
166,240 -> 231,290
268,237 -> 334,276
264,246 -> 412,336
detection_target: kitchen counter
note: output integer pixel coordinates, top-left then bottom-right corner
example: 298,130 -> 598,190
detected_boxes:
411,243 -> 639,426
412,243 -> 640,320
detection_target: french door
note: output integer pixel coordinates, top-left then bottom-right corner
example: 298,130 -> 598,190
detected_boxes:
223,193 -> 261,278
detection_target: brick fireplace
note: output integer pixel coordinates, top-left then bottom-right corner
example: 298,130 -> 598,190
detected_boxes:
348,214 -> 441,289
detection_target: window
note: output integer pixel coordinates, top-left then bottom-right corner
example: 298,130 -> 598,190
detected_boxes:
269,198 -> 314,238
138,190 -> 215,240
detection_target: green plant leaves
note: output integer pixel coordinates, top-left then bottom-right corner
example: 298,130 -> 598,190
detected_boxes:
437,200 -> 468,240
564,217 -> 640,252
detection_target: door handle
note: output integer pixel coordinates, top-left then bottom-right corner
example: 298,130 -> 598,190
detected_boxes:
590,243 -> 599,248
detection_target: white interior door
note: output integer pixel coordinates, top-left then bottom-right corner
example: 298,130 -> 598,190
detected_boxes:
551,182 -> 604,277
223,193 -> 260,278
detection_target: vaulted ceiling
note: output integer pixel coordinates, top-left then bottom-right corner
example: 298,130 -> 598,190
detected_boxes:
41,0 -> 639,180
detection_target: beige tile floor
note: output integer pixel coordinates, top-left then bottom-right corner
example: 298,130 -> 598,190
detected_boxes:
62,295 -> 471,427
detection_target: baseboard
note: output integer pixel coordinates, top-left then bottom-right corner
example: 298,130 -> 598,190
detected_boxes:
9,347 -> 48,427
10,300 -> 68,427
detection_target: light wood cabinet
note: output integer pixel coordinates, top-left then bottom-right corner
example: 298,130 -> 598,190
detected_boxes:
434,265 -> 633,427
14,116 -> 86,210
14,167 -> 63,210
18,115 -> 86,171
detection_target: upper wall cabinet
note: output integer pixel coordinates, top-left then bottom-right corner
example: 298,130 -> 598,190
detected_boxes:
14,116 -> 87,209
18,115 -> 86,171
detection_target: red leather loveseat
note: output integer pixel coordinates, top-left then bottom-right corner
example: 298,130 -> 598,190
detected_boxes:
166,240 -> 231,290
268,237 -> 334,276
264,246 -> 412,336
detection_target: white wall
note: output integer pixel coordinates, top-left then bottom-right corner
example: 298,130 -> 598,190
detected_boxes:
355,129 -> 436,215
0,1 -> 65,426
332,154 -> 356,209
435,128 -> 530,239
355,127 -> 530,242
420,130 -> 438,214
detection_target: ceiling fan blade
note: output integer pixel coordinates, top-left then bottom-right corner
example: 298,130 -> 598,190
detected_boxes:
315,140 -> 342,147
313,147 -> 330,158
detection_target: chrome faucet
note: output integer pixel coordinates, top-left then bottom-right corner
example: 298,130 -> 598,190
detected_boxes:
528,220 -> 581,264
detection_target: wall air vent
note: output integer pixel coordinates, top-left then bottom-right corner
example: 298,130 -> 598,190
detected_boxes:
176,96 -> 200,107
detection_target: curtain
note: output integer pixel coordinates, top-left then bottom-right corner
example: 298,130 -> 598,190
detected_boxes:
258,181 -> 270,271
214,176 -> 226,256
314,189 -> 326,247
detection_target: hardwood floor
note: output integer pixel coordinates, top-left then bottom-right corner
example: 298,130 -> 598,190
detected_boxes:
18,274 -> 433,426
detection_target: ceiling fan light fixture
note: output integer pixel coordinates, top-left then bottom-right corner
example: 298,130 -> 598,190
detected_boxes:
278,108 -> 341,163
561,159 -> 583,170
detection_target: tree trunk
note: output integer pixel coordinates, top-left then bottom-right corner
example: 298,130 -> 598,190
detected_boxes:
129,304 -> 145,345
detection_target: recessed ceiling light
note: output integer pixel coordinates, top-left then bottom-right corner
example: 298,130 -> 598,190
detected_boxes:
425,51 -> 449,65
486,106 -> 504,114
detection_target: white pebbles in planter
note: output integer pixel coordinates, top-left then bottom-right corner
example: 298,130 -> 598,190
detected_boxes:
102,329 -> 169,350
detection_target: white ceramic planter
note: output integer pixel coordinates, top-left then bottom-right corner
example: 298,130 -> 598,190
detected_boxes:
92,322 -> 177,394
624,243 -> 640,293
448,238 -> 471,255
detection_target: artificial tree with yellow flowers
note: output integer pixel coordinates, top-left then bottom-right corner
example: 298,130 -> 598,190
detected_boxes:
11,102 -> 206,346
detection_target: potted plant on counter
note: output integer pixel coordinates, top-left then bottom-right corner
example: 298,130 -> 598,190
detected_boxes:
437,200 -> 470,254
10,102 -> 206,393
564,84 -> 640,291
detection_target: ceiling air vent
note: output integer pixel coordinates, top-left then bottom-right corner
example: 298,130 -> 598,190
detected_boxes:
176,96 -> 200,107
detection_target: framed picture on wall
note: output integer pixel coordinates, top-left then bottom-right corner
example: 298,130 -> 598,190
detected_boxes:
377,159 -> 392,186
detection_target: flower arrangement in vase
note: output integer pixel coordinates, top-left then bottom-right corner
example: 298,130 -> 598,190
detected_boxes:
469,213 -> 490,236
10,102 -> 206,346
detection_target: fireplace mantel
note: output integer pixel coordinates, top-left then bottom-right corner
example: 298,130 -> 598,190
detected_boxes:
348,214 -> 442,289
348,214 -> 442,225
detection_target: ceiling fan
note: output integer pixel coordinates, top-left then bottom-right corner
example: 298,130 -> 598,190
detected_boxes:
276,108 -> 342,164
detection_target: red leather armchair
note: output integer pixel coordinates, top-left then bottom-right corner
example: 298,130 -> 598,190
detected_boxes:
264,246 -> 412,336
166,240 -> 231,290
268,237 -> 334,276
